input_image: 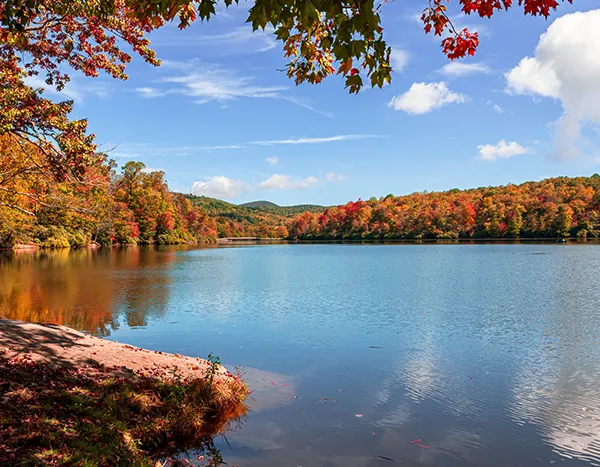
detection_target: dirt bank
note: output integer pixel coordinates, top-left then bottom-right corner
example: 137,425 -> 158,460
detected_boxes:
0,319 -> 231,381
0,319 -> 249,466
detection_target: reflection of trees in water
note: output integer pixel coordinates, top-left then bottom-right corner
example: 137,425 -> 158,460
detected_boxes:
0,247 -> 176,335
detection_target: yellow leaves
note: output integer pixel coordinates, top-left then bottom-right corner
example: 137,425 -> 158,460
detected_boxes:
283,40 -> 299,58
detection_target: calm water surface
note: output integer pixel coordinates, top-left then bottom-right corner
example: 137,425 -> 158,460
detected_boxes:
2,244 -> 600,466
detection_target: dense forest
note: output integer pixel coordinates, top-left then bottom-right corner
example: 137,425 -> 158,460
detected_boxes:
0,134 -> 293,248
288,176 -> 600,240
185,196 -> 323,239
2,131 -> 600,248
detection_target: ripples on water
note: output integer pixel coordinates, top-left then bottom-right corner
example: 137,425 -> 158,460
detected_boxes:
1,244 -> 600,466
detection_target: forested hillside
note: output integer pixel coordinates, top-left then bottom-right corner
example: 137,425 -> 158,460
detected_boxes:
0,133 -> 290,248
185,196 -> 290,238
2,130 -> 599,248
0,139 -> 219,248
240,201 -> 280,209
288,176 -> 600,240
241,200 -> 325,215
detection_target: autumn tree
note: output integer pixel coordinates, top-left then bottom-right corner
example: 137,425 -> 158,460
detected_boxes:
1,0 -> 576,173
288,176 -> 600,241
0,133 -> 111,247
0,0 -> 577,245
1,0 -> 576,99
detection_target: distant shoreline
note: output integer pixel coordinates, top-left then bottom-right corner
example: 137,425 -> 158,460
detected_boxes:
3,237 -> 599,252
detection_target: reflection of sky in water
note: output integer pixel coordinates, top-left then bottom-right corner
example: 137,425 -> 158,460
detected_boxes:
2,244 -> 600,466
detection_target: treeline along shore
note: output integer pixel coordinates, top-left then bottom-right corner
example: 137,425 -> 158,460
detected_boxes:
2,134 -> 599,248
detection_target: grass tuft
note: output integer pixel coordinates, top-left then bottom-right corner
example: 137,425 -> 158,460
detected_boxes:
0,353 -> 249,466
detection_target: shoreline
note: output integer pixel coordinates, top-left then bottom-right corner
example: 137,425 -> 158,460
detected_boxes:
0,319 -> 250,466
2,236 -> 599,252
0,319 -> 233,380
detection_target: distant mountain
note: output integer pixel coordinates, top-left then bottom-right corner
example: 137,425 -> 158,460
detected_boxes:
240,200 -> 279,209
184,195 -> 327,237
240,200 -> 325,215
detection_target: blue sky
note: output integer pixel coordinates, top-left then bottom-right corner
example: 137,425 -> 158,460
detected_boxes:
44,0 -> 600,205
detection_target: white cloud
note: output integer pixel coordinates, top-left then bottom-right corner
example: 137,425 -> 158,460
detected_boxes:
506,57 -> 561,98
505,9 -> 600,159
439,62 -> 490,77
201,144 -> 246,150
390,49 -> 408,72
325,172 -> 347,182
279,95 -> 333,118
259,174 -> 319,190
153,26 -> 277,53
134,62 -> 329,116
25,75 -> 108,103
109,135 -> 383,158
265,156 -> 279,165
191,176 -> 250,199
250,134 -> 381,146
136,87 -> 163,98
388,82 -> 467,114
477,140 -> 533,161
141,167 -> 165,174
493,104 -> 503,114
161,67 -> 286,103
202,26 -> 277,52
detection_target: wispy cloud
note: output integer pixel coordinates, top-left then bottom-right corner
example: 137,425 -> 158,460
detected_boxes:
200,145 -> 246,151
249,134 -> 383,146
390,48 -> 409,72
109,134 -> 382,159
266,156 -> 279,165
438,62 -> 491,77
325,172 -> 347,182
136,87 -> 163,98
152,26 -> 277,53
259,174 -> 319,190
25,75 -> 109,103
278,96 -> 334,118
136,66 -> 285,102
134,62 -> 329,116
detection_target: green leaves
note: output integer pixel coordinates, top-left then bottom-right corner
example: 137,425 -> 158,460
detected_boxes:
1,0 -> 577,96
197,0 -> 216,19
345,73 -> 363,94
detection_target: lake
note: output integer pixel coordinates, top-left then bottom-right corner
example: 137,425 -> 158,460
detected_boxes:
2,244 -> 600,466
